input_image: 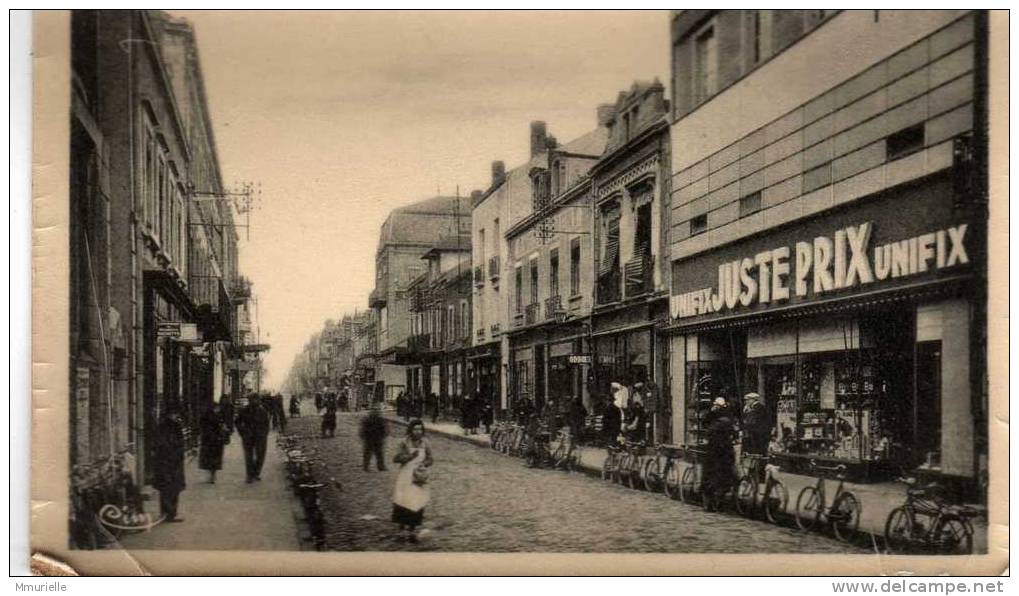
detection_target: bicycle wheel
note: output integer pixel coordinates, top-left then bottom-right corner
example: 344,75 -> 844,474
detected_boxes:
884,506 -> 915,554
831,492 -> 861,541
643,457 -> 662,493
763,480 -> 789,524
614,454 -> 630,484
601,453 -> 615,481
679,466 -> 697,503
735,475 -> 758,517
933,514 -> 973,555
627,456 -> 643,490
552,444 -> 567,468
795,486 -> 823,531
663,460 -> 682,500
569,447 -> 582,472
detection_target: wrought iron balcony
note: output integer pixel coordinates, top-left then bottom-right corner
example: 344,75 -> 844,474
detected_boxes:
544,294 -> 563,321
407,333 -> 432,353
524,302 -> 540,326
474,265 -> 485,287
513,310 -> 525,329
488,255 -> 501,280
490,323 -> 501,336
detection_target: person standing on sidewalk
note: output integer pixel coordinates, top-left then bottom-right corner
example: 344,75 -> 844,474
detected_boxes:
321,393 -> 338,438
236,395 -> 271,483
391,419 -> 433,543
199,402 -> 227,484
154,407 -> 187,522
359,404 -> 389,471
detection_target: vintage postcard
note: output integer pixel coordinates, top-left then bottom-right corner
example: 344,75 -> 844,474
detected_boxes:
30,9 -> 1008,576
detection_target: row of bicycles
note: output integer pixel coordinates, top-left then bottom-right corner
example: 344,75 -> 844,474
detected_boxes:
489,422 -> 583,471
600,441 -> 979,553
277,434 -> 335,550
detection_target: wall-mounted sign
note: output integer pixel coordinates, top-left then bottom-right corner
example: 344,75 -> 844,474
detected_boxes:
156,322 -> 180,337
671,222 -> 968,319
669,180 -> 975,324
568,354 -> 592,364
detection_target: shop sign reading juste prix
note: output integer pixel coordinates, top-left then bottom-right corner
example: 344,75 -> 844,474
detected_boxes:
670,222 -> 969,320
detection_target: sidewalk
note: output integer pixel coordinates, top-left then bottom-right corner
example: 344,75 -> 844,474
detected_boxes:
118,431 -> 302,551
384,413 -> 988,550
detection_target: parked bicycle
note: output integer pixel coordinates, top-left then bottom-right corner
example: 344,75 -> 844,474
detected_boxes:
734,454 -> 789,524
551,429 -> 581,472
641,444 -> 683,495
616,440 -> 649,489
525,431 -> 555,468
884,477 -> 979,555
678,446 -> 705,504
794,460 -> 861,541
601,440 -> 625,482
281,440 -> 335,550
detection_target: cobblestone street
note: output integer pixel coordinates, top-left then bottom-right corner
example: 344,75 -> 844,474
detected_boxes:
286,413 -> 869,553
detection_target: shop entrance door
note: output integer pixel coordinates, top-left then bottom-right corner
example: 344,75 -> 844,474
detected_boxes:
914,341 -> 942,466
534,345 -> 546,410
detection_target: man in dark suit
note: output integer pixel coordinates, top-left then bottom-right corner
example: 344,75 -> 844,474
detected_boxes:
154,407 -> 187,521
235,395 -> 271,483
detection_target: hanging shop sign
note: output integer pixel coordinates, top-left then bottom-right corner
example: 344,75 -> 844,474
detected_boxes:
669,180 -> 975,323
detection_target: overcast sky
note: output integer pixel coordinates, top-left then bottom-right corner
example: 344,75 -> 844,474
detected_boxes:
174,10 -> 670,389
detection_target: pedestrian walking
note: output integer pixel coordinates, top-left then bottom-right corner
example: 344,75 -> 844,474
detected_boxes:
479,398 -> 494,435
236,395 -> 271,483
289,394 -> 301,418
426,392 -> 438,423
359,404 -> 389,471
198,402 -> 227,484
153,407 -> 187,522
321,393 -> 338,438
391,419 -> 433,543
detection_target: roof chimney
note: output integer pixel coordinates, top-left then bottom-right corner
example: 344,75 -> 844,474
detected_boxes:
597,103 -> 616,127
530,121 -> 547,158
470,189 -> 483,204
491,160 -> 506,187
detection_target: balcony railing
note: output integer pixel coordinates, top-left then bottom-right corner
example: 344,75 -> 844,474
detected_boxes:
596,268 -> 622,305
544,294 -> 563,321
524,303 -> 539,326
476,327 -> 486,341
488,255 -> 501,280
407,333 -> 432,353
474,265 -> 484,288
513,310 -> 525,329
490,323 -> 501,336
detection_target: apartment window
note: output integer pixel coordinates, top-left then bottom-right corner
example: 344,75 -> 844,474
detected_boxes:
739,191 -> 762,217
549,248 -> 560,297
570,238 -> 581,296
529,258 -> 539,305
478,228 -> 486,265
515,265 -> 523,313
493,218 -> 500,255
690,213 -> 708,236
693,25 -> 717,105
749,10 -> 762,64
461,301 -> 469,339
886,124 -> 925,161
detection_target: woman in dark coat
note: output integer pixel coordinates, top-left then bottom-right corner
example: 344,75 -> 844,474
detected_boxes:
154,409 -> 187,522
702,399 -> 738,512
199,403 -> 227,483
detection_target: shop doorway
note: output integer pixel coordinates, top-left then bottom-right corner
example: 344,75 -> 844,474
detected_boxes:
914,341 -> 942,466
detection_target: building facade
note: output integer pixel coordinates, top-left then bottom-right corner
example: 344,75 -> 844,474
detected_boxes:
588,81 -> 673,443
70,10 -> 246,486
370,195 -> 472,401
504,118 -> 608,415
666,10 -> 987,492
